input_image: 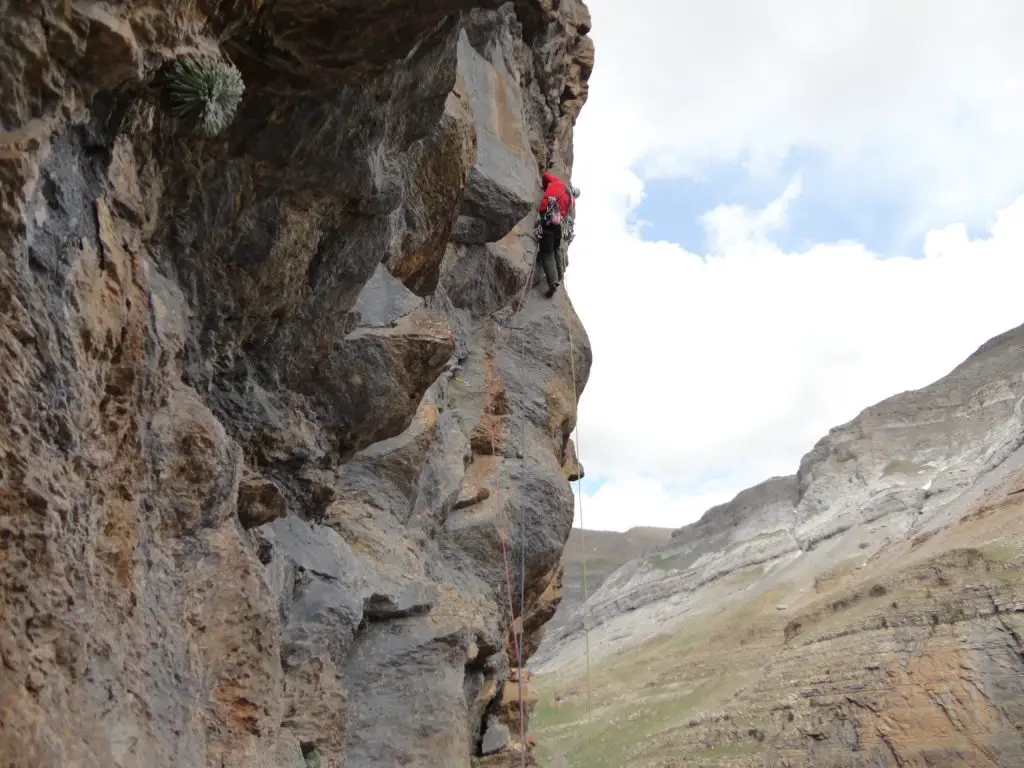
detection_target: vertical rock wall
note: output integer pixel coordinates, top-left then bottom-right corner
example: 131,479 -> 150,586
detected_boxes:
0,1 -> 594,766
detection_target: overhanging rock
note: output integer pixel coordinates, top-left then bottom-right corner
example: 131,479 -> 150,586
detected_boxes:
452,29 -> 538,244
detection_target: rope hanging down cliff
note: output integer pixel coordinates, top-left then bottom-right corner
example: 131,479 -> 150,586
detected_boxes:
481,215 -> 593,765
561,272 -> 594,727
482,252 -> 537,768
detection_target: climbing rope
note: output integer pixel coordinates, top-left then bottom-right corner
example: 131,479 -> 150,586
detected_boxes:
482,251 -> 537,768
482,384 -> 528,768
481,222 -> 593,765
516,286 -> 531,764
561,271 -> 593,727
482,384 -> 527,768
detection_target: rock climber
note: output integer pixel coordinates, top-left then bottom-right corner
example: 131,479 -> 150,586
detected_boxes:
536,171 -> 579,298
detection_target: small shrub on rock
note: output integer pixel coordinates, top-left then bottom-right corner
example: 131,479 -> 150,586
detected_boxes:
164,55 -> 245,136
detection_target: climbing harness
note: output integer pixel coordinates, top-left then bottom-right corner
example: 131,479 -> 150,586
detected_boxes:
562,214 -> 575,247
535,190 -> 577,246
563,189 -> 578,246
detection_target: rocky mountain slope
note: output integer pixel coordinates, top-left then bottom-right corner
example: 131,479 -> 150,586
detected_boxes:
543,526 -> 673,641
533,324 -> 1024,767
0,2 -> 593,766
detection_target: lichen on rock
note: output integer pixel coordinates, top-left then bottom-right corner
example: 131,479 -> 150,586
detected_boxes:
0,0 -> 593,766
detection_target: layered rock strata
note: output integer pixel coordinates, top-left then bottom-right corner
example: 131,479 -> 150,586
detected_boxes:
534,324 -> 1024,766
537,324 -> 1024,667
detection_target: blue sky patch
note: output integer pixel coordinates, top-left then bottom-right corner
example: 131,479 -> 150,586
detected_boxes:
629,147 -> 958,258
578,473 -> 607,496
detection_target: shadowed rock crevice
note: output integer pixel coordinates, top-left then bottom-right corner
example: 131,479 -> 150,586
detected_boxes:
0,1 -> 592,766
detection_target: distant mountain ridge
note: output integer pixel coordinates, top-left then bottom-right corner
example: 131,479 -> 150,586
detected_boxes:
542,526 -> 673,642
532,322 -> 1024,767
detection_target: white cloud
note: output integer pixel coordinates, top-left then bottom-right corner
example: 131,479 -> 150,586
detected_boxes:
575,0 -> 1024,229
574,475 -> 734,536
562,0 -> 1024,532
702,174 -> 803,252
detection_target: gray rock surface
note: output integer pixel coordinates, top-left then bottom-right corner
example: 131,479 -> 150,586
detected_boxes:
0,1 -> 593,766
453,25 -> 538,244
481,717 -> 512,754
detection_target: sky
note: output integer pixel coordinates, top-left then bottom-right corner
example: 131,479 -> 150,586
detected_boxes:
564,0 -> 1024,533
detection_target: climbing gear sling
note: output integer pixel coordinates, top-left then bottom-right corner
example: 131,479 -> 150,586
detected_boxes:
541,194 -> 563,227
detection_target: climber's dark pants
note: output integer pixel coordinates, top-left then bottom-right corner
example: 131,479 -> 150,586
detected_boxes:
538,223 -> 563,289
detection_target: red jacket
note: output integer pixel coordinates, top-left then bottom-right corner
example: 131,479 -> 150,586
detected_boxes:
539,172 -> 573,217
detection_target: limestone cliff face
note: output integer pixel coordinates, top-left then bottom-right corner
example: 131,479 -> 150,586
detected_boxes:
535,325 -> 1024,766
0,2 -> 593,766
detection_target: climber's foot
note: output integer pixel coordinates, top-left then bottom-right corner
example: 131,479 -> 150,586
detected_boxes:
546,281 -> 560,298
